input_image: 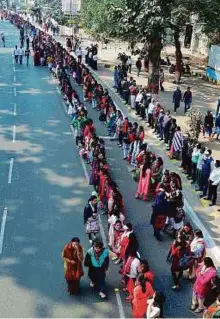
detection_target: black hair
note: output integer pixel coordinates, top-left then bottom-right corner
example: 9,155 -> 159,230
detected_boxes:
93,241 -> 103,249
71,237 -> 80,243
125,222 -> 133,231
89,195 -> 97,201
194,229 -> 203,238
137,274 -> 146,293
204,257 -> 215,268
140,259 -> 149,272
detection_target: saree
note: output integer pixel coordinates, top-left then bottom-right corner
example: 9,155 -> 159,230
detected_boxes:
62,243 -> 84,295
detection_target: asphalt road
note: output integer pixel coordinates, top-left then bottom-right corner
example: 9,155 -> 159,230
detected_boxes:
0,20 -> 195,318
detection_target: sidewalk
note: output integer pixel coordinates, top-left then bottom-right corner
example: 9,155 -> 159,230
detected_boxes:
52,33 -> 220,264
28,16 -> 220,265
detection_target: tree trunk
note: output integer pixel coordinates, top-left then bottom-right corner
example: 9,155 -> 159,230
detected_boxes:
174,27 -> 182,84
146,36 -> 162,94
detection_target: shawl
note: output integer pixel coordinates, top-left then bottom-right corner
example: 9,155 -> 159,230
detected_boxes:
62,243 -> 84,280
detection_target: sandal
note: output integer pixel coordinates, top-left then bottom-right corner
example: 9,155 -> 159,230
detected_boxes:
190,305 -> 197,311
194,308 -> 205,313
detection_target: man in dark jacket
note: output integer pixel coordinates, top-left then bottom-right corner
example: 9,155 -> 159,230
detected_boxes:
173,87 -> 182,113
84,241 -> 109,299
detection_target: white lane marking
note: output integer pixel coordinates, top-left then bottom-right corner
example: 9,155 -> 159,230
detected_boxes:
98,136 -> 112,140
115,289 -> 125,318
13,59 -> 14,65
13,103 -> 17,116
14,87 -> 16,97
13,66 -> 15,72
0,208 -> 8,255
12,125 -> 16,142
184,199 -> 220,265
8,158 -> 14,184
14,75 -> 16,82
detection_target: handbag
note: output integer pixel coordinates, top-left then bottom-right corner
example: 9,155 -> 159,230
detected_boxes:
86,216 -> 100,233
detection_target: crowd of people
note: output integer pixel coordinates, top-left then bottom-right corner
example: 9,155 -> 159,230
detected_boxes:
112,69 -> 220,206
6,10 -> 220,318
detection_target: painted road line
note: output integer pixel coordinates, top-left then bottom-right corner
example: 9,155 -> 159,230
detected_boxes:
12,125 -> 16,142
99,136 -> 112,140
14,87 -> 16,97
8,158 -> 14,184
14,75 -> 16,83
115,289 -> 125,318
0,208 -> 8,255
184,199 -> 220,265
13,66 -> 15,72
13,103 -> 17,116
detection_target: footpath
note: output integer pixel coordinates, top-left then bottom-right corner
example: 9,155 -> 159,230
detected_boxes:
54,30 -> 220,264
26,15 -> 220,264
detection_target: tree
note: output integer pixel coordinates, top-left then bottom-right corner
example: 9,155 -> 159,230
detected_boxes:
194,0 -> 220,45
81,0 -> 120,40
81,0 -> 173,92
169,1 -> 192,83
185,108 -> 203,141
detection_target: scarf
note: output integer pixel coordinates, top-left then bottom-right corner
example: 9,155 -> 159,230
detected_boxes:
88,247 -> 108,268
63,243 -> 84,280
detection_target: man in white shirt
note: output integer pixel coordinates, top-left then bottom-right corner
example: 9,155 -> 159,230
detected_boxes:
18,46 -> 24,65
75,47 -> 82,64
205,160 -> 220,206
13,45 -> 19,64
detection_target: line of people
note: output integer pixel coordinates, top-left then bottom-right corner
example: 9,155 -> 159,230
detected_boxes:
10,11 -> 220,318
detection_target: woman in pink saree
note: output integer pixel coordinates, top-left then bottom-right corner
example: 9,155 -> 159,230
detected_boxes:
135,160 -> 151,201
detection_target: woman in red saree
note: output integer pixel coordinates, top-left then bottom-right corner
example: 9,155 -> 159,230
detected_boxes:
62,237 -> 84,295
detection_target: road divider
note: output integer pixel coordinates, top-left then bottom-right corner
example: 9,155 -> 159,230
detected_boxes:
13,87 -> 16,97
0,208 -> 8,255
